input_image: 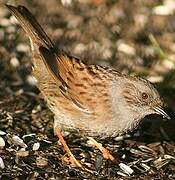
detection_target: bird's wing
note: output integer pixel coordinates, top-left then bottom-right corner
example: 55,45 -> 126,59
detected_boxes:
39,46 -> 117,117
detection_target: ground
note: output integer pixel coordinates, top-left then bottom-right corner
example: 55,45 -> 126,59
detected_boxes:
0,0 -> 175,179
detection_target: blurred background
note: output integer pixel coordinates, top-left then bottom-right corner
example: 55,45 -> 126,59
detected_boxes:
0,0 -> 175,179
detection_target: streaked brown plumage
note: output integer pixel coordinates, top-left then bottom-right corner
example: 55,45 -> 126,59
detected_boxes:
6,4 -> 170,168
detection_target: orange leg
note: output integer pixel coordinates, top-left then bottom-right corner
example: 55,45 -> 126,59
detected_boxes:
55,128 -> 82,168
88,137 -> 115,161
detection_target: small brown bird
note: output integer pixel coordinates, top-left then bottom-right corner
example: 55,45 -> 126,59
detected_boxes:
6,5 -> 170,168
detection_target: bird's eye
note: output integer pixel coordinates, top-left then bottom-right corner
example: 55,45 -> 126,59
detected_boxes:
142,92 -> 148,100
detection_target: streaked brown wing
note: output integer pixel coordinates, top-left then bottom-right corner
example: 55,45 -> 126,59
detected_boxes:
39,46 -> 115,117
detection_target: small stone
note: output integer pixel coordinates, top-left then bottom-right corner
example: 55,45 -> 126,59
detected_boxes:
61,0 -> 72,6
32,142 -> 40,151
134,14 -> 148,28
102,48 -> 112,59
153,0 -> 175,15
117,171 -> 128,177
140,163 -> 151,172
0,137 -> 5,148
0,18 -> 11,27
0,157 -> 5,169
163,59 -> 174,69
67,16 -> 83,28
15,89 -> 24,96
16,149 -> 29,157
114,134 -> 131,141
26,75 -> 37,86
119,163 -> 134,175
121,154 -> 126,159
117,42 -> 136,56
74,43 -> 86,54
0,130 -> 6,136
147,76 -> 163,83
10,57 -> 20,68
36,156 -> 48,167
53,29 -> 63,38
12,135 -> 27,148
16,44 -> 30,53
32,105 -> 41,114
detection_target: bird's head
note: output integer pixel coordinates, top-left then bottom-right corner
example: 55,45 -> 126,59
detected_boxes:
120,76 -> 170,120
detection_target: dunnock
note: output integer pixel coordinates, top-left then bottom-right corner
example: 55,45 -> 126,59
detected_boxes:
6,5 -> 170,168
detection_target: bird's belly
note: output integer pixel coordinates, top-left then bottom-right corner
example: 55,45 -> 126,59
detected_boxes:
42,91 -> 122,138
52,106 -> 123,138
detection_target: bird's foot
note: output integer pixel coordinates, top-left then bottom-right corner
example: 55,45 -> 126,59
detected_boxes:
88,137 -> 115,161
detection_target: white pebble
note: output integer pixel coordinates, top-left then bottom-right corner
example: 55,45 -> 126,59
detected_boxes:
32,105 -> 41,114
36,156 -> 48,167
61,0 -> 72,6
117,171 -> 128,177
163,59 -> 174,69
153,0 -> 175,15
26,75 -> 37,86
0,157 -> 5,169
0,137 -> 5,148
147,76 -> 163,83
16,149 -> 29,157
74,43 -> 86,54
119,163 -> 134,176
0,18 -> 11,27
134,14 -> 148,28
16,44 -> 30,53
140,163 -> 151,171
117,42 -> 136,56
114,134 -> 131,141
121,154 -> 126,159
32,142 -> 40,151
12,135 -> 27,148
102,48 -> 112,59
10,57 -> 20,68
15,89 -> 24,96
0,130 -> 6,136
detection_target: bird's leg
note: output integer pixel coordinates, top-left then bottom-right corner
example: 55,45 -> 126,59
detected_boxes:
88,137 -> 115,161
55,127 -> 82,168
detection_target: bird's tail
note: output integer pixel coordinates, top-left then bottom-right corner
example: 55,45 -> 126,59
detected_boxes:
6,4 -> 54,49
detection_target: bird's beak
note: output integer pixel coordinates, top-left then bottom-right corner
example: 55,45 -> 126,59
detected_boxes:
154,106 -> 171,120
